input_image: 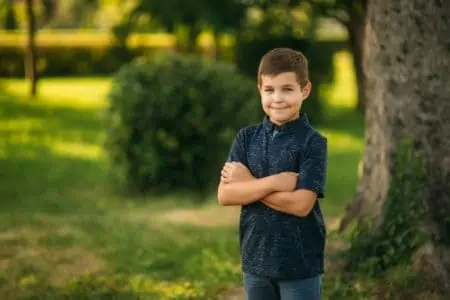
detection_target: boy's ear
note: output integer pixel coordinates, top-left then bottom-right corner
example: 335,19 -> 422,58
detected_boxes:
302,81 -> 312,100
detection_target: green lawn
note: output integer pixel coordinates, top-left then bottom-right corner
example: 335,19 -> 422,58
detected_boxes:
0,51 -> 365,299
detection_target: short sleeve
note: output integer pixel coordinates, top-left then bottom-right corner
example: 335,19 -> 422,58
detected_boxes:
226,129 -> 247,164
296,134 -> 327,199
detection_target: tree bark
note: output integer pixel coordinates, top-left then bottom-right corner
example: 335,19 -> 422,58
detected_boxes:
340,0 -> 450,285
25,0 -> 37,97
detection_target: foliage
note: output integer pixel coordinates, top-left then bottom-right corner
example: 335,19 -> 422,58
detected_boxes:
114,0 -> 247,52
0,32 -> 345,78
106,53 -> 260,194
312,0 -> 367,26
0,45 -> 128,77
347,139 -> 429,276
2,0 -> 18,30
0,31 -> 178,77
121,0 -> 321,51
4,0 -> 100,30
322,263 -> 446,299
134,0 -> 246,33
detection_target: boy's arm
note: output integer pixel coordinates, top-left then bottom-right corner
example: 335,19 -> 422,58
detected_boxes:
261,134 -> 328,217
217,162 -> 298,206
217,128 -> 297,207
217,176 -> 277,206
260,190 -> 318,217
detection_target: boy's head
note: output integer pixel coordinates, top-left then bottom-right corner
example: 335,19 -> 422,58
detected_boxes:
257,48 -> 312,126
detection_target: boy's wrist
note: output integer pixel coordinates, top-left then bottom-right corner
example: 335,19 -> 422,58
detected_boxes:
267,174 -> 281,192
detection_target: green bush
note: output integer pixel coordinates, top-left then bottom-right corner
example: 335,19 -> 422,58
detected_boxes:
106,53 -> 261,194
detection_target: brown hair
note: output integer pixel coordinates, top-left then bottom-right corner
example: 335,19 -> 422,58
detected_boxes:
257,48 -> 309,88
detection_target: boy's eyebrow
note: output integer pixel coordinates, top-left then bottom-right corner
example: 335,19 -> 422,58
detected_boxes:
262,84 -> 295,88
261,82 -> 298,89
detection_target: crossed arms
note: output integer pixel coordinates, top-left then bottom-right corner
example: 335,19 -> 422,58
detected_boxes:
217,162 -> 318,217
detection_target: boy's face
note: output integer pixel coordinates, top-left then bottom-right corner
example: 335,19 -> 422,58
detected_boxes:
258,72 -> 311,127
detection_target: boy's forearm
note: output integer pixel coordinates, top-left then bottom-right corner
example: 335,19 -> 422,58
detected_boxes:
261,192 -> 298,216
218,176 -> 277,206
261,190 -> 317,217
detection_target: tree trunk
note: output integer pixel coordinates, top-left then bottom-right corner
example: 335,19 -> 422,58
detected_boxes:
346,6 -> 366,113
25,0 -> 37,97
340,0 -> 450,285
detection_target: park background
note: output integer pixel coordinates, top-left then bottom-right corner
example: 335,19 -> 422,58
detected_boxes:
0,1 -> 448,299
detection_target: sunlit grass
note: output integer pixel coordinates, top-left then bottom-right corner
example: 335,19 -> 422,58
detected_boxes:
50,140 -> 104,160
0,77 -> 111,109
0,118 -> 46,131
322,129 -> 364,152
0,77 -> 243,298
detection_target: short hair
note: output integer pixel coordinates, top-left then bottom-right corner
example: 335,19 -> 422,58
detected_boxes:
257,48 -> 309,88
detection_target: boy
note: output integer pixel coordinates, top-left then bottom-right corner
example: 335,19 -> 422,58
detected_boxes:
218,48 -> 327,300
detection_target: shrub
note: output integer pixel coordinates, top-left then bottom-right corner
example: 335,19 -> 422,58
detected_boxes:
106,52 -> 261,194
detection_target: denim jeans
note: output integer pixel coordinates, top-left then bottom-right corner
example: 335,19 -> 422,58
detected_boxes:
243,272 -> 322,300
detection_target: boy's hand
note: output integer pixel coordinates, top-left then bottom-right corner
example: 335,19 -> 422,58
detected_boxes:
221,162 -> 254,183
273,172 -> 298,192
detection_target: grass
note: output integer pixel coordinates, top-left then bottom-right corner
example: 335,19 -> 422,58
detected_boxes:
0,51 -> 366,299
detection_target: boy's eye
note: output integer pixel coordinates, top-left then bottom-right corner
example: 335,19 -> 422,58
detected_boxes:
283,88 -> 293,91
264,89 -> 274,93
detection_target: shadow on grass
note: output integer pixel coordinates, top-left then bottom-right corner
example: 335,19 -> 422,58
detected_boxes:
322,108 -> 365,140
322,150 -> 361,218
0,146 -> 107,214
0,92 -> 109,216
0,93 -> 105,145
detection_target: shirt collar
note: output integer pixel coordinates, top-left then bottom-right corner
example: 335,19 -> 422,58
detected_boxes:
263,112 -> 310,133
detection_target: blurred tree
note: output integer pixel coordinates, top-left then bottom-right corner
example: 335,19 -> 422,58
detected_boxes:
40,0 -> 57,26
2,0 -> 18,29
123,0 -> 247,52
25,0 -> 37,97
340,0 -> 450,286
310,0 -> 367,112
42,0 -> 99,28
123,0 -> 318,56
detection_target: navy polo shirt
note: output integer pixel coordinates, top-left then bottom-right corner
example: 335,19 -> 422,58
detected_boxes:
227,113 -> 327,279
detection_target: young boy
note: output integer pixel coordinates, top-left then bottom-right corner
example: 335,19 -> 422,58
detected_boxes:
218,48 -> 327,300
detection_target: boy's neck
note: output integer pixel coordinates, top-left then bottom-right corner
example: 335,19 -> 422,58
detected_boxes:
270,114 -> 301,128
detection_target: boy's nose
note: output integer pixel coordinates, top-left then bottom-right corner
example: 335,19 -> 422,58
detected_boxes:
273,92 -> 283,102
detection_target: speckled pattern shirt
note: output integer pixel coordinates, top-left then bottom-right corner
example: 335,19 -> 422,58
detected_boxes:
227,113 -> 327,280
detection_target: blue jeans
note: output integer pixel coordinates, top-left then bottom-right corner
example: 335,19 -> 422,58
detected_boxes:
243,272 -> 322,300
